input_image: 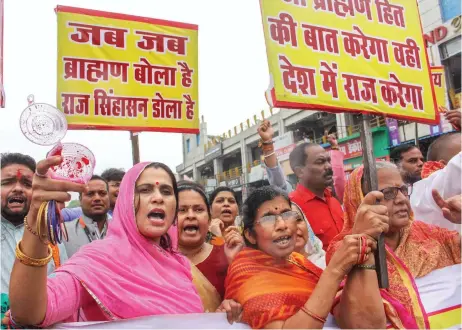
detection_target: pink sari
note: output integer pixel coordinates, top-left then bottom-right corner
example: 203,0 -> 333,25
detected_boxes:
52,162 -> 203,320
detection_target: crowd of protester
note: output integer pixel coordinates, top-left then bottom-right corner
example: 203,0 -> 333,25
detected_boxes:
1,108 -> 461,328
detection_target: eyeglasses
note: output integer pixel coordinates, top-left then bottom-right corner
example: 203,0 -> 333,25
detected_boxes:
379,185 -> 412,201
255,211 -> 299,228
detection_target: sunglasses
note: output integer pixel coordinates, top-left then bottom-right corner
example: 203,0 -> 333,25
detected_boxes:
255,210 -> 299,228
379,185 -> 412,201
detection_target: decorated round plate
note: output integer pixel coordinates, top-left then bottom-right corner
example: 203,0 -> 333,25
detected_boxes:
47,143 -> 95,184
20,103 -> 67,146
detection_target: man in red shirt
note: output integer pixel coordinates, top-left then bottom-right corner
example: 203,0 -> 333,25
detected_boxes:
289,143 -> 344,250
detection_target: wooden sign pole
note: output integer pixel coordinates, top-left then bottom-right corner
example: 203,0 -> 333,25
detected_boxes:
130,132 -> 140,165
359,114 -> 389,289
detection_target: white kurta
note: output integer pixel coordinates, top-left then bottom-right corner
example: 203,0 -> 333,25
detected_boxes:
410,152 -> 461,233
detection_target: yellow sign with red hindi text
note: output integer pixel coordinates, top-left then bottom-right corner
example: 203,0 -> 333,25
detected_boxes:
430,66 -> 446,110
56,6 -> 199,133
260,0 -> 438,124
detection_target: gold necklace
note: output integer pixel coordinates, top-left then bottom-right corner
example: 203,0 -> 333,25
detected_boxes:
286,255 -> 310,273
183,244 -> 205,259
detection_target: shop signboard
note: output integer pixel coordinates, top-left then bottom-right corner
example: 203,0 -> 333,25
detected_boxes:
227,177 -> 241,188
385,118 -> 400,146
423,15 -> 461,47
273,131 -> 295,161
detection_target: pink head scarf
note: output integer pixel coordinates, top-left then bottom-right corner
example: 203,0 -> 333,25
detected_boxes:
56,162 -> 203,319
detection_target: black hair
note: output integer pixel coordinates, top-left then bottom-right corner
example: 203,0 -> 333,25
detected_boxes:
289,142 -> 317,173
209,186 -> 238,205
90,175 -> 109,190
143,162 -> 179,252
0,153 -> 36,172
242,186 -> 291,247
101,168 -> 125,182
79,175 -> 109,199
427,132 -> 461,162
390,144 -> 418,164
177,180 -> 211,218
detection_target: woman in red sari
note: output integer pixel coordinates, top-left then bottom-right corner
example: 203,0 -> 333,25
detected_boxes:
177,181 -> 243,317
327,162 -> 461,329
225,186 -> 386,329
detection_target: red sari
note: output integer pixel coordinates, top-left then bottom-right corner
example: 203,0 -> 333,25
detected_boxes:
196,245 -> 228,299
326,166 -> 461,329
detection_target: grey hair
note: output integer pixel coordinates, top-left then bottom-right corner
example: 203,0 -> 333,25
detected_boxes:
376,161 -> 398,171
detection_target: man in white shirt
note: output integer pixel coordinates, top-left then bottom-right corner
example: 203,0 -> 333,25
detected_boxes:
411,133 -> 461,232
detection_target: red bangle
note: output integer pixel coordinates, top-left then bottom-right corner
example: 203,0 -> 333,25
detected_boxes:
358,236 -> 368,264
300,306 -> 327,323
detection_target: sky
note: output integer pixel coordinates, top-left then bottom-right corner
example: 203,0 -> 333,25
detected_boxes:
0,0 -> 270,173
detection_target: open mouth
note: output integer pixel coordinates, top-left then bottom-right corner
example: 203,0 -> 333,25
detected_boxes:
221,209 -> 233,216
273,235 -> 291,247
7,196 -> 26,208
148,209 -> 165,224
183,225 -> 199,235
395,210 -> 408,217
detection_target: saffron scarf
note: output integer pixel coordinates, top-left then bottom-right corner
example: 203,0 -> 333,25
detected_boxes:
326,166 -> 461,329
421,161 -> 446,179
225,248 -> 322,329
54,162 -> 203,320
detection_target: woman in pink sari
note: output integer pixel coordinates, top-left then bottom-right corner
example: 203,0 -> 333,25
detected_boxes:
8,157 -> 203,327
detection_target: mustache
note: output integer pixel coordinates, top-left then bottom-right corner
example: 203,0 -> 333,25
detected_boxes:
324,169 -> 334,177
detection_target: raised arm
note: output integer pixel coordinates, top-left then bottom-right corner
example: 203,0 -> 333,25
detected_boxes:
9,156 -> 86,325
257,120 -> 288,191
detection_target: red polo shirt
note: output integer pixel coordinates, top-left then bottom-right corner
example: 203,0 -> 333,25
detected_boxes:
290,184 -> 344,250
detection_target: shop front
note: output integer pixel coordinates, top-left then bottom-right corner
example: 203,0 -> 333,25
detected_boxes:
424,14 -> 461,108
330,127 -> 390,176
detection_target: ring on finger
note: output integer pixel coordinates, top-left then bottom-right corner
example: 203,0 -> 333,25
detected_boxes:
35,170 -> 48,178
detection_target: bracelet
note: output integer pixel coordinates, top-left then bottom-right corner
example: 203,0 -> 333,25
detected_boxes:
36,202 -> 50,245
331,146 -> 339,150
264,152 -> 276,158
355,264 -> 376,270
300,306 -> 327,323
24,216 -> 38,236
15,240 -> 53,267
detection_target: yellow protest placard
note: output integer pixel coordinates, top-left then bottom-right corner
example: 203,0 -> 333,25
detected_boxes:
430,66 -> 446,110
56,6 -> 199,133
260,0 -> 438,124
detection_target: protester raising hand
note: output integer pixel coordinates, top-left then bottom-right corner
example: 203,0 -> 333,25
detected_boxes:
257,119 -> 274,142
10,156 -> 87,325
445,108 -> 461,131
352,191 -> 390,238
223,226 -> 244,263
432,190 -> 462,224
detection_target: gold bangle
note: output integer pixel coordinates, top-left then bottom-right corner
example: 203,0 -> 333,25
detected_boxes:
15,240 -> 53,267
36,202 -> 50,245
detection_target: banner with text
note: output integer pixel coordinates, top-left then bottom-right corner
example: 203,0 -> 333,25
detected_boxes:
260,0 -> 438,124
56,6 -> 199,133
430,66 -> 447,109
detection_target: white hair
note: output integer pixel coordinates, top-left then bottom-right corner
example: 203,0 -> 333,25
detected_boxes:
376,161 -> 398,171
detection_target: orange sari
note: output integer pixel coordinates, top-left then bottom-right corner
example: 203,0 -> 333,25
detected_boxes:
225,248 -> 323,329
326,166 -> 461,329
